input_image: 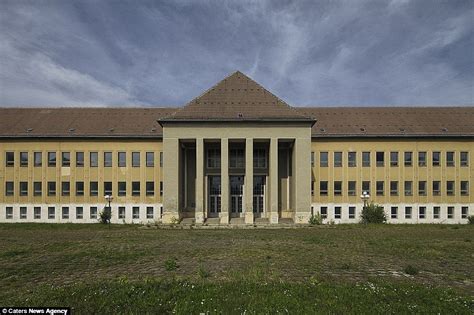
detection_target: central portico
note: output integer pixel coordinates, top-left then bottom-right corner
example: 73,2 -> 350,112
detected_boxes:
159,71 -> 314,224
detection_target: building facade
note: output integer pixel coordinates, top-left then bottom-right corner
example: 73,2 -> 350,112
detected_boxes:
1,72 -> 473,224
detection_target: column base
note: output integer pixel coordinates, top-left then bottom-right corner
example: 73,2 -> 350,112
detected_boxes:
245,212 -> 254,224
162,212 -> 180,224
270,212 -> 279,224
220,213 -> 229,224
195,211 -> 205,224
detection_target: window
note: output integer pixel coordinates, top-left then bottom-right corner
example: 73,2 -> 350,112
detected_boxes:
390,152 -> 398,166
334,152 -> 342,167
320,152 -> 328,167
349,206 -> 356,219
461,206 -> 468,219
90,152 -> 98,167
446,152 -> 454,167
391,206 -> 398,219
6,152 -> 14,167
334,206 -> 341,219
20,152 -> 28,167
362,152 -> 370,167
34,152 -> 42,167
447,181 -> 455,196
311,181 -> 314,196
418,181 -> 427,196
132,152 -> 140,167
320,206 -> 327,219
147,207 -> 154,219
62,207 -> 69,219
61,182 -> 70,196
20,182 -> 28,196
447,206 -> 454,219
390,181 -> 398,196
132,182 -> 140,196
160,152 -> 163,167
48,181 -> 56,196
118,182 -> 126,196
404,181 -> 412,196
432,151 -> 440,166
5,181 -> 14,196
362,181 -> 370,194
433,206 -> 440,219
348,181 -> 356,196
133,207 -> 140,219
62,152 -> 70,167
311,152 -> 315,167
76,182 -> 84,196
76,207 -> 83,219
90,207 -> 98,220
419,206 -> 426,219
104,152 -> 112,167
20,207 -> 27,219
76,152 -> 84,167
334,181 -> 342,196
461,181 -> 469,196
146,182 -> 154,196
348,152 -> 356,167
104,182 -> 112,196
208,149 -> 222,168
48,152 -> 56,167
34,207 -> 41,219
90,182 -> 98,196
418,152 -> 426,167
160,181 -> 163,196
460,152 -> 469,167
6,207 -> 13,219
376,181 -> 384,196
376,152 -> 384,167
230,149 -> 244,168
320,181 -> 328,196
146,152 -> 154,167
118,152 -> 126,167
405,206 -> 412,219
118,207 -> 125,219
48,207 -> 55,219
34,182 -> 42,196
404,152 -> 412,166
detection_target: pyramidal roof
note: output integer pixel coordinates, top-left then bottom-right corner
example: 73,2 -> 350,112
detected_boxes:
161,71 -> 313,122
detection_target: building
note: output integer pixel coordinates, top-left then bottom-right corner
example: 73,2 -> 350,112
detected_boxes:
0,71 -> 473,224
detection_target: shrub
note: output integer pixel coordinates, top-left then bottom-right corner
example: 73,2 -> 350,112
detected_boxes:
404,265 -> 419,276
99,207 -> 111,224
360,203 -> 387,224
467,215 -> 474,224
197,265 -> 210,279
308,213 -> 323,225
164,258 -> 179,271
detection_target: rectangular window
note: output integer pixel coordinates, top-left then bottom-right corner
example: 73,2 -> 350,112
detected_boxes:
320,206 -> 327,219
390,152 -> 398,166
348,152 -> 356,167
208,149 -> 222,168
48,181 -> 56,196
20,207 -> 27,219
118,207 -> 125,219
90,181 -> 98,196
62,207 -> 69,219
461,181 -> 469,196
348,181 -> 356,196
461,206 -> 469,219
20,182 -> 28,196
447,181 -> 455,196
160,181 -> 163,196
146,181 -> 154,196
147,207 -> 154,219
104,152 -> 112,167
376,152 -> 384,167
404,152 -> 412,167
446,152 -> 454,167
133,206 -> 140,219
6,152 -> 14,167
418,181 -> 427,196
90,207 -> 98,220
76,207 -> 83,219
34,152 -> 42,167
460,152 -> 469,167
320,152 -> 328,167
404,181 -> 412,196
311,181 -> 314,196
6,207 -> 13,219
48,207 -> 55,219
146,152 -> 154,167
230,149 -> 245,168
62,152 -> 70,167
34,182 -> 42,196
320,181 -> 328,196
90,152 -> 98,167
447,206 -> 454,219
391,206 -> 398,219
432,180 -> 441,196
433,206 -> 440,219
104,182 -> 112,196
334,206 -> 341,219
390,181 -> 398,196
5,181 -> 14,196
160,152 -> 163,167
405,206 -> 412,219
334,152 -> 342,167
376,181 -> 384,196
118,152 -> 126,167
34,207 -> 41,219
419,206 -> 426,219
349,206 -> 355,219
76,182 -> 84,196
362,152 -> 370,167
48,152 -> 56,167
334,181 -> 342,196
61,182 -> 70,196
311,152 -> 315,167
20,152 -> 28,167
132,182 -> 140,196
362,181 -> 370,194
432,151 -> 440,166
132,152 -> 140,167
118,182 -> 126,196
418,152 -> 426,167
76,152 -> 84,167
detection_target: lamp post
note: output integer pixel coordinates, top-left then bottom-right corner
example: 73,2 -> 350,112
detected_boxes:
104,195 -> 113,225
360,190 -> 370,211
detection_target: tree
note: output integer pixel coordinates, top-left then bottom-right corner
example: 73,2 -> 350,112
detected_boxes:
99,206 -> 111,224
360,202 -> 386,224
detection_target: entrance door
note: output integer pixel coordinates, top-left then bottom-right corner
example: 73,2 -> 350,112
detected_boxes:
208,176 -> 221,216
230,176 -> 244,216
253,176 -> 266,215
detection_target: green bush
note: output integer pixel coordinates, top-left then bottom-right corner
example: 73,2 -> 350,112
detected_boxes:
467,215 -> 474,224
309,213 -> 323,225
404,265 -> 419,276
360,203 -> 387,224
99,207 -> 111,224
164,258 -> 179,271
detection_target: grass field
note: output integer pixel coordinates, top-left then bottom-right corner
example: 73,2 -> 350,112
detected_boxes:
0,223 -> 473,313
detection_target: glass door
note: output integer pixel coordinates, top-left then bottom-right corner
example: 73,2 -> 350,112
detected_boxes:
208,176 -> 221,216
230,176 -> 244,215
253,176 -> 265,215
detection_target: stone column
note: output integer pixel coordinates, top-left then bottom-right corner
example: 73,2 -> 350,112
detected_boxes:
269,138 -> 279,224
220,138 -> 229,224
195,138 -> 205,224
294,137 -> 312,223
162,137 -> 179,223
244,138 -> 254,224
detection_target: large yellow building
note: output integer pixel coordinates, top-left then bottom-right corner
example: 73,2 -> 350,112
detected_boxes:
1,72 -> 473,224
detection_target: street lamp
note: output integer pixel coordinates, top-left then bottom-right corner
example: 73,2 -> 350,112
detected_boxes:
360,191 -> 370,210
104,195 -> 113,224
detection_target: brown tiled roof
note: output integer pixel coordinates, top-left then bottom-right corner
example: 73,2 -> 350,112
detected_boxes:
299,107 -> 474,137
160,71 -> 313,122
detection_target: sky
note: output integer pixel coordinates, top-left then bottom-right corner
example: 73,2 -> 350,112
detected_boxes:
0,0 -> 473,107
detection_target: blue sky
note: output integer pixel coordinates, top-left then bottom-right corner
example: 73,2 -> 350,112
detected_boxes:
0,0 -> 472,107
